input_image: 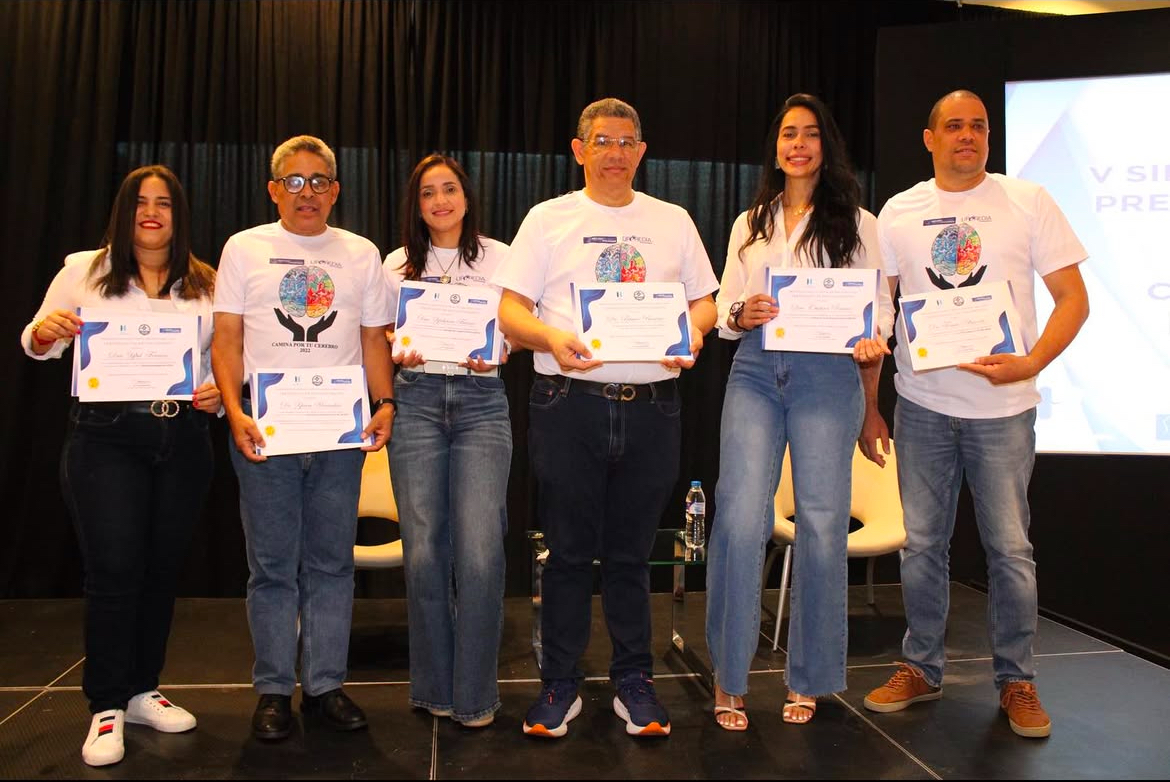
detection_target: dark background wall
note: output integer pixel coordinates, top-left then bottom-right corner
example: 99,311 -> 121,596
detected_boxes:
874,7 -> 1170,662
2,1 -> 1164,659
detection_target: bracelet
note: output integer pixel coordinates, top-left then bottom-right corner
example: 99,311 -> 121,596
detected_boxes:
31,321 -> 56,346
372,397 -> 398,412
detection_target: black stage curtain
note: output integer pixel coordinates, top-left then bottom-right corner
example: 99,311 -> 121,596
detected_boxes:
0,0 -> 1033,598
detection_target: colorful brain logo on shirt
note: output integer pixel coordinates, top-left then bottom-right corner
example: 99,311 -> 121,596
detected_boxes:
279,266 -> 335,317
930,223 -> 982,278
595,242 -> 647,283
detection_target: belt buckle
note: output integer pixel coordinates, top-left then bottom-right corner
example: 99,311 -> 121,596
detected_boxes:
602,383 -> 637,402
149,400 -> 180,418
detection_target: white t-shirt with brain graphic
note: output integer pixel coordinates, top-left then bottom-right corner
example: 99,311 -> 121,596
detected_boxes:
879,174 -> 1086,419
214,221 -> 394,382
493,190 -> 719,384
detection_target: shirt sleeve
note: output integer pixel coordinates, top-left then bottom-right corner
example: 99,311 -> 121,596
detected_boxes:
716,213 -> 751,340
212,238 -> 246,315
360,244 -> 394,327
21,253 -> 91,360
491,208 -> 548,304
856,210 -> 896,340
1031,186 -> 1088,277
677,210 -> 720,302
381,248 -> 408,326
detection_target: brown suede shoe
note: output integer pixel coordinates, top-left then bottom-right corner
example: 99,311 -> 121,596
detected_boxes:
863,663 -> 942,713
1000,681 -> 1051,738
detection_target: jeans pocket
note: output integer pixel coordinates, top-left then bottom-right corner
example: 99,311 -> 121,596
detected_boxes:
396,368 -> 422,386
70,405 -> 124,428
471,376 -> 505,392
651,396 -> 682,418
528,376 -> 564,410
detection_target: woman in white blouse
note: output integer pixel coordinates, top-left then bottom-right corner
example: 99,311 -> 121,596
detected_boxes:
705,95 -> 892,731
23,165 -> 221,766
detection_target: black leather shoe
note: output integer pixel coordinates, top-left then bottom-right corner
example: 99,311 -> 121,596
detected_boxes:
301,688 -> 368,731
252,694 -> 292,741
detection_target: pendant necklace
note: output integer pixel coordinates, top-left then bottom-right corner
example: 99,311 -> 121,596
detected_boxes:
436,252 -> 458,284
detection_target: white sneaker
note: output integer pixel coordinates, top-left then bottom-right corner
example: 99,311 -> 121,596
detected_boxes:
82,709 -> 125,767
125,690 -> 197,733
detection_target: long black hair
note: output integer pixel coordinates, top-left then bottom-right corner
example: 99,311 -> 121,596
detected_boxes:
399,154 -> 484,281
739,93 -> 861,269
89,165 -> 214,299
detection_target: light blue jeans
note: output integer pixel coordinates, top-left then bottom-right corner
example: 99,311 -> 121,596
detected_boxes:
894,396 -> 1038,689
229,429 -> 364,698
389,370 -> 510,722
706,338 -> 862,697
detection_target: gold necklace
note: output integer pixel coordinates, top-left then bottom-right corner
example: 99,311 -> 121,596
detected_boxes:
782,198 -> 811,218
435,252 -> 458,284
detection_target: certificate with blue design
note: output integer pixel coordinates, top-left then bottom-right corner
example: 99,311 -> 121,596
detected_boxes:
71,308 -> 201,402
762,268 -> 880,354
394,281 -> 503,364
571,282 -> 693,361
250,365 -> 371,456
899,281 -> 1025,371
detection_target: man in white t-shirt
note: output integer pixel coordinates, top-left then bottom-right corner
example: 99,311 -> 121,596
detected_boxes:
862,91 -> 1089,739
495,98 -> 718,739
211,136 -> 395,742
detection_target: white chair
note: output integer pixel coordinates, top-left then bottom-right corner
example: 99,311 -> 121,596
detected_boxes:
763,441 -> 906,650
353,448 -> 403,569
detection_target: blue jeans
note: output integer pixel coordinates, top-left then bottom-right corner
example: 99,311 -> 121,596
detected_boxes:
528,374 -> 681,683
706,339 -> 862,697
61,402 -> 213,713
894,396 -> 1038,689
389,370 -> 510,722
228,414 -> 364,698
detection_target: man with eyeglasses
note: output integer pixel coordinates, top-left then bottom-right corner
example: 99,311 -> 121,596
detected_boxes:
212,135 -> 395,741
496,98 -> 718,739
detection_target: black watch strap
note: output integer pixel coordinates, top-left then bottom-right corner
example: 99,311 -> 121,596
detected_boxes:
730,301 -> 745,330
372,397 -> 398,412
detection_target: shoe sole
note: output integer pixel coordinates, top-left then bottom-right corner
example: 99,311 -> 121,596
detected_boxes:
125,714 -> 197,733
1007,717 -> 1051,738
863,689 -> 943,713
612,696 -> 671,736
82,747 -> 125,767
523,695 -> 581,738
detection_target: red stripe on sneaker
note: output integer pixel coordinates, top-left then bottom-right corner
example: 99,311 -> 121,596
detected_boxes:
98,725 -> 114,735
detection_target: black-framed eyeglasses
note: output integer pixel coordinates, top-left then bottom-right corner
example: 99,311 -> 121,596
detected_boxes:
583,134 -> 641,152
274,173 -> 334,194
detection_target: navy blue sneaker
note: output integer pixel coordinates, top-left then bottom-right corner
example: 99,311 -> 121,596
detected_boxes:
613,671 -> 670,736
522,679 -> 582,738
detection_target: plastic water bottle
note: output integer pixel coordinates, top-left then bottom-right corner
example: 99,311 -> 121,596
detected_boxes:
685,481 -> 706,549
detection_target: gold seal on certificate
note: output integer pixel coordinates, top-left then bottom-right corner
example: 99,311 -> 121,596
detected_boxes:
394,281 -> 503,364
899,281 -> 1025,371
571,282 -> 694,362
71,307 -> 202,402
250,365 -> 371,456
762,267 -> 880,354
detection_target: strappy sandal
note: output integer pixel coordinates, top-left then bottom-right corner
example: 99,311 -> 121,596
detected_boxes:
782,693 -> 816,724
713,682 -> 749,731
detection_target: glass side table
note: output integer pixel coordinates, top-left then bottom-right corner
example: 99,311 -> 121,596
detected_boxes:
528,528 -> 711,692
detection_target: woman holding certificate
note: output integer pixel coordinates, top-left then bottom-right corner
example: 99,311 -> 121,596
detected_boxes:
704,94 -> 893,730
381,154 -> 511,729
22,165 -> 221,765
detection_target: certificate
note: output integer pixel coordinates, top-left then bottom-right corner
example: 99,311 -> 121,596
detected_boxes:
762,267 -> 879,354
571,282 -> 694,361
899,281 -> 1025,371
250,365 -> 372,456
394,281 -> 503,364
72,307 -> 201,402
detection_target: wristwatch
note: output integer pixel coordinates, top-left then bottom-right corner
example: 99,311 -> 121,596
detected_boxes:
729,301 -> 746,331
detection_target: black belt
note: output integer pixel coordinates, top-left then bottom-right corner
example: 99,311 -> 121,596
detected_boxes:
84,400 -> 195,418
556,376 -> 677,403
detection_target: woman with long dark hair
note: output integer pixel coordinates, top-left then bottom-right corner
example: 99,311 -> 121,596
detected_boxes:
704,95 -> 892,730
381,154 -> 511,728
22,165 -> 221,765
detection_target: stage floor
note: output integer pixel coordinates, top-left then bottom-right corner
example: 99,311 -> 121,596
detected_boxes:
1,584 -> 1167,779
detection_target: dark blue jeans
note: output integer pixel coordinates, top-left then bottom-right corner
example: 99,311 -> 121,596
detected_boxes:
61,402 -> 213,713
528,374 -> 681,683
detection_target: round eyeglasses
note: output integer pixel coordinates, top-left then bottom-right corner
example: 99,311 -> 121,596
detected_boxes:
274,174 -> 334,194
